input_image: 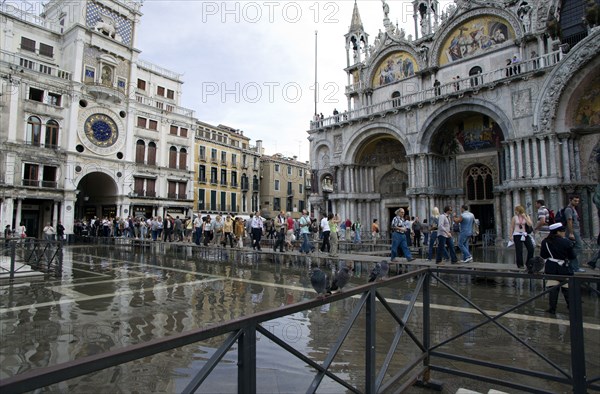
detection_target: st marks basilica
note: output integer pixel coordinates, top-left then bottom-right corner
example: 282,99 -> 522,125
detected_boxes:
308,0 -> 600,241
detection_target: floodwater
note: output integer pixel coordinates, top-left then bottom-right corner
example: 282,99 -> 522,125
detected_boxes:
0,243 -> 598,393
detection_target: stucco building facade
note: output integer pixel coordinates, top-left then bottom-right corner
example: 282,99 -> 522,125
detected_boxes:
308,0 -> 600,241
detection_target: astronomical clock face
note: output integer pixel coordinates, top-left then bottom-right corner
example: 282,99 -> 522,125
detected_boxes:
84,114 -> 118,147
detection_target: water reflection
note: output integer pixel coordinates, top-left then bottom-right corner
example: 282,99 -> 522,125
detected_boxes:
0,245 -> 598,393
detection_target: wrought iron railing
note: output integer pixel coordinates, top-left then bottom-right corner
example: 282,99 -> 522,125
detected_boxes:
0,264 -> 597,393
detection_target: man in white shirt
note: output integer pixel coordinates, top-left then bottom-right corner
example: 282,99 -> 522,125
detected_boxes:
250,211 -> 264,251
319,214 -> 331,253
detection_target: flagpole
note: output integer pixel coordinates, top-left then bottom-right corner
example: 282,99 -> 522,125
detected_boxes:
314,30 -> 318,117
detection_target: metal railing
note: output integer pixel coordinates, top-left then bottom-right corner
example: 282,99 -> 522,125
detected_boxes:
0,263 -> 597,393
0,239 -> 63,281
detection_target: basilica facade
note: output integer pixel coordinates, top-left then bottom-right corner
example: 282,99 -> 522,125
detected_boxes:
308,0 -> 600,241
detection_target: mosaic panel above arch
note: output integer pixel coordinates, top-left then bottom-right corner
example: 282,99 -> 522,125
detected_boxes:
573,73 -> 600,128
356,137 -> 406,165
431,113 -> 504,155
372,51 -> 419,88
439,15 -> 515,66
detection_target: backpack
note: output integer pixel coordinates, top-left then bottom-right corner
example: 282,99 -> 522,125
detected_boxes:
310,221 -> 319,233
351,223 -> 356,231
554,207 -> 567,226
472,220 -> 480,237
547,209 -> 556,225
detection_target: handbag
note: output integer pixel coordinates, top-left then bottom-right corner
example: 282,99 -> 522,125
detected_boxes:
525,223 -> 533,234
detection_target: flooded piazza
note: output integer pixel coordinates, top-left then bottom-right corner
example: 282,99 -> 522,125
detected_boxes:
0,243 -> 599,393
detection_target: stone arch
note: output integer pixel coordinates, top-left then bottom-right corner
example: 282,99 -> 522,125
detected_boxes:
379,168 -> 409,198
314,142 -> 332,170
419,98 -> 513,151
342,121 -> 411,161
536,29 -> 600,134
430,8 -> 523,66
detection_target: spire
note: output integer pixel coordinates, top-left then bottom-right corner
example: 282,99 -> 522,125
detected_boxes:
349,0 -> 364,32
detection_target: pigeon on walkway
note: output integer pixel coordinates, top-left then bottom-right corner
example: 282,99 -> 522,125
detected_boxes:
330,266 -> 352,292
368,260 -> 389,282
310,267 -> 331,298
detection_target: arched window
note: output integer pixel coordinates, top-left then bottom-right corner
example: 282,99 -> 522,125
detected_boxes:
45,120 -> 59,148
135,140 -> 145,164
27,116 -> 42,146
169,146 -> 177,169
469,66 -> 483,87
179,148 -> 187,170
465,165 -> 494,201
147,142 -> 157,165
391,91 -> 401,107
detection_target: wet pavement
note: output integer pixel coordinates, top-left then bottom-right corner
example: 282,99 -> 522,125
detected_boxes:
0,242 -> 598,393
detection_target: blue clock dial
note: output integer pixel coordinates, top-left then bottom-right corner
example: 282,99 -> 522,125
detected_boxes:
84,114 -> 118,147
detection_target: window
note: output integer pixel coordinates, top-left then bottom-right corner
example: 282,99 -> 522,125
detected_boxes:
179,148 -> 187,170
23,163 -> 39,186
39,43 -> 54,57
220,191 -> 226,211
211,167 -> 218,184
167,181 -> 177,199
299,184 -> 303,194
287,181 -> 293,195
42,166 -> 57,188
20,58 -> 34,70
274,180 -> 280,191
287,165 -> 292,175
136,140 -> 145,163
275,164 -> 280,172
146,178 -> 156,197
221,151 -> 227,164
84,66 -> 95,83
211,148 -> 217,161
210,190 -> 217,211
298,200 -> 305,212
156,102 -> 164,110
232,154 -> 237,166
170,125 -> 178,135
286,197 -> 293,212
273,197 -> 281,211
167,89 -> 174,99
299,169 -> 303,176
47,92 -> 61,106
469,66 -> 483,87
178,182 -> 187,199
21,37 -> 35,52
180,127 -> 188,137
221,169 -> 227,185
391,91 -> 401,107
157,86 -> 165,96
27,116 -> 42,146
199,146 -> 206,160
231,192 -> 237,212
117,78 -> 126,90
137,79 -> 146,90
147,142 -> 157,165
137,117 -> 147,128
29,87 -> 44,102
45,120 -> 59,148
198,165 -> 206,182
134,177 -> 145,195
198,189 -> 206,210
148,120 -> 158,130
169,147 -> 177,169
231,171 -> 238,187
39,64 -> 52,75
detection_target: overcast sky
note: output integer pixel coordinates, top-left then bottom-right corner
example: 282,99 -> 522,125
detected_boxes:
136,0 -> 452,161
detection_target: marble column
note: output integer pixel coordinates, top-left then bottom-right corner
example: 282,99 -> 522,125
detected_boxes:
504,192 -> 513,239
524,139 -> 533,178
494,193 -> 503,240
531,138 -> 539,178
548,135 -> 558,178
53,201 -> 59,227
515,140 -> 523,178
539,137 -> 547,177
561,137 -> 570,181
15,198 -> 23,230
509,142 -> 517,179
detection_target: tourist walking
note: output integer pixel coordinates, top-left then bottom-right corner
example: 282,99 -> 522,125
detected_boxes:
345,218 -> 352,241
353,219 -> 362,244
509,205 -> 534,269
534,199 -> 550,245
251,211 -> 264,251
202,216 -> 213,246
390,208 -> 414,262
285,213 -> 295,251
299,210 -> 314,254
212,215 -> 223,246
222,215 -> 235,248
273,211 -> 286,252
564,195 -> 585,272
371,219 -> 380,244
411,217 -> 422,247
436,206 -> 458,264
454,205 -> 475,263
329,213 -> 340,257
320,213 -> 331,253
234,217 -> 245,248
43,223 -> 56,241
540,223 -> 576,315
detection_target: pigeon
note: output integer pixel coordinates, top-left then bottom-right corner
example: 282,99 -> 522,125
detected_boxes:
368,260 -> 390,282
310,267 -> 331,298
330,266 -> 352,292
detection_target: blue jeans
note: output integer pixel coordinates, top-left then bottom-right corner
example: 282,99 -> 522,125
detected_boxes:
300,232 -> 312,253
436,235 -> 457,263
391,232 -> 412,260
458,233 -> 472,260
570,231 -> 583,271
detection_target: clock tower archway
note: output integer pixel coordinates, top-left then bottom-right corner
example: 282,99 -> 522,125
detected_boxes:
76,172 -> 120,221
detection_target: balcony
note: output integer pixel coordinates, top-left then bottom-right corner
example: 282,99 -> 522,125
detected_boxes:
221,159 -> 228,166
220,180 -> 228,187
41,180 -> 58,188
85,82 -> 125,104
199,155 -> 207,162
211,157 -> 218,163
22,179 -> 39,187
167,193 -> 187,200
198,177 -> 207,184
210,179 -> 218,185
310,50 -> 563,131
1,50 -> 71,80
134,94 -> 195,117
231,182 -> 239,189
146,191 -> 156,198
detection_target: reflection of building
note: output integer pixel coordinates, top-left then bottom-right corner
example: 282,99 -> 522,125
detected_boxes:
0,0 -> 197,236
194,124 -> 262,216
309,1 -> 599,240
260,154 -> 310,219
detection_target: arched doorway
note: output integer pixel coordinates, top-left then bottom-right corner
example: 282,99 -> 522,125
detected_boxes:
76,172 -> 119,221
465,164 -> 495,236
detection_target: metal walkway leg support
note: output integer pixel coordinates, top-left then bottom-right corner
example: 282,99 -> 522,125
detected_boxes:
238,325 -> 256,394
